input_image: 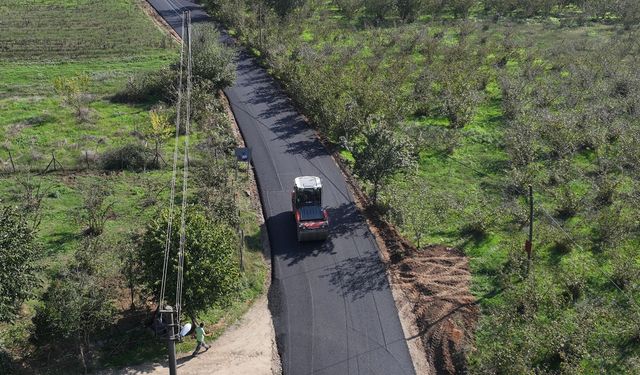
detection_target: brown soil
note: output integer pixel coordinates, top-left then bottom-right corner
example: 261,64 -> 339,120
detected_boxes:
392,245 -> 478,375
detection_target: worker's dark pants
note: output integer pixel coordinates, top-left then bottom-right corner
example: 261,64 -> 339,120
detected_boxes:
192,340 -> 210,355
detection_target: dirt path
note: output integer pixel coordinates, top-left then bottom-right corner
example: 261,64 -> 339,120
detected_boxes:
107,295 -> 280,375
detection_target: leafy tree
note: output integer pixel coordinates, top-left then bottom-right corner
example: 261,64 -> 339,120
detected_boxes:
268,0 -> 306,16
397,0 -> 423,22
53,74 -> 91,121
335,0 -> 364,19
346,117 -> 416,205
138,207 -> 240,318
448,0 -> 475,17
191,24 -> 236,90
415,45 -> 486,128
364,0 -> 396,22
33,269 -> 115,373
0,205 -> 42,323
145,106 -> 173,166
416,61 -> 483,128
390,182 -> 436,248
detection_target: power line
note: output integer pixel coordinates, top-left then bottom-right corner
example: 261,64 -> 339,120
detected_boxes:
176,9 -> 193,324
160,10 -> 186,313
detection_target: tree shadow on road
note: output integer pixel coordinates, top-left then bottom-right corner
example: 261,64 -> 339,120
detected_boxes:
320,254 -> 389,302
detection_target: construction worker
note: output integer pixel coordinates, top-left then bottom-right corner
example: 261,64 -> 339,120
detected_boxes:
191,322 -> 210,356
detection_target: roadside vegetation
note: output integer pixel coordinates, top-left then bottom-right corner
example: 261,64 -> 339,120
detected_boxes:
205,0 -> 640,373
0,1 -> 266,373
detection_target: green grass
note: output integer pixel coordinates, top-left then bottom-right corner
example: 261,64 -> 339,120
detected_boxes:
0,53 -> 177,170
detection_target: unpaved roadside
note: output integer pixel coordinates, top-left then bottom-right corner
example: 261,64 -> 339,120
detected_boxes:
104,295 -> 279,375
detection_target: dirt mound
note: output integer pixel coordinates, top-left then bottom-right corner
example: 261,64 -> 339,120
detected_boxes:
392,245 -> 477,374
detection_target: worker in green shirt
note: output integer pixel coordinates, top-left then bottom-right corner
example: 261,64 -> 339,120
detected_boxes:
192,322 -> 211,356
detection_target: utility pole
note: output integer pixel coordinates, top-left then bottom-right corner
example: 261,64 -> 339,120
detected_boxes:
525,185 -> 533,275
160,306 -> 179,375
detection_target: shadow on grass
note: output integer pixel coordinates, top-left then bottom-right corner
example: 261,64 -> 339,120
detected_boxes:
45,231 -> 81,256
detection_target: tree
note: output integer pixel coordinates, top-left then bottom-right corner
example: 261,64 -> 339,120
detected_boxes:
346,117 -> 416,205
268,0 -> 306,16
364,0 -> 396,22
415,54 -> 485,128
33,269 -> 115,373
191,24 -> 236,90
138,207 -> 240,318
53,74 -> 91,122
16,174 -> 50,232
335,0 -> 364,19
0,206 -> 42,322
145,107 -> 173,167
390,182 -> 436,248
397,0 -> 422,22
77,181 -> 115,236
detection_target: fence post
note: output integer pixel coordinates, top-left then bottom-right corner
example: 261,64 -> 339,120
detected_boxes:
8,149 -> 16,173
239,229 -> 245,272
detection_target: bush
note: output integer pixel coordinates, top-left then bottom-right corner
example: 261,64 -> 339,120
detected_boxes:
335,0 -> 364,19
76,182 -> 115,237
191,24 -> 236,90
0,205 -> 42,323
100,143 -> 154,171
113,68 -> 177,104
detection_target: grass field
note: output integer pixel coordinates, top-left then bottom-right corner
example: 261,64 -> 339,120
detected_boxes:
0,0 -> 173,61
0,0 -> 268,372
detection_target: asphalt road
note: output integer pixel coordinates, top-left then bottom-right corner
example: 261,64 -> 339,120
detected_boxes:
146,1 -> 416,374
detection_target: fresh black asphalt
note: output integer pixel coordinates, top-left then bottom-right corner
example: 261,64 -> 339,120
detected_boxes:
146,1 -> 416,374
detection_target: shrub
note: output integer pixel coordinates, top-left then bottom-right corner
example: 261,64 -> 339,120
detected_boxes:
335,0 -> 364,19
113,68 -> 176,104
191,24 -> 236,90
100,143 -> 153,171
0,205 -> 42,323
77,181 -> 115,237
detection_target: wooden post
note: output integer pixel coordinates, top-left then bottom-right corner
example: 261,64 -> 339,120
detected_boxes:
239,229 -> 245,272
8,149 -> 16,173
85,151 -> 90,170
525,185 -> 533,275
